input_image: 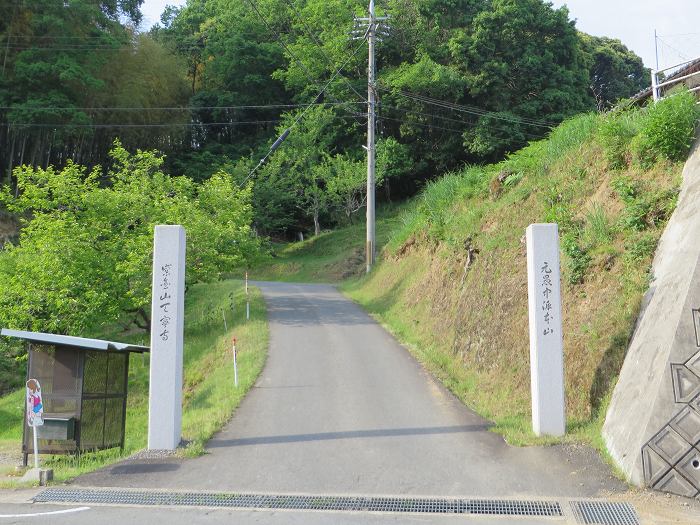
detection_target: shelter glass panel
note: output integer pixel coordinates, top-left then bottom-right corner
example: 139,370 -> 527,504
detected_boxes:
106,353 -> 127,394
80,398 -> 106,449
83,352 -> 109,396
103,398 -> 124,448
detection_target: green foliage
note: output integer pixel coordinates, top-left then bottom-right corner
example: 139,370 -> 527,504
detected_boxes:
148,0 -> 648,229
613,175 -> 679,232
637,89 -> 699,163
624,232 -> 659,262
579,34 -> 649,110
0,1 -> 192,181
598,112 -> 638,170
0,143 -> 259,342
561,231 -> 591,284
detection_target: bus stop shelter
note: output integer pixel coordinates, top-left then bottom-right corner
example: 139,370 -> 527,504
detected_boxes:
0,328 -> 148,465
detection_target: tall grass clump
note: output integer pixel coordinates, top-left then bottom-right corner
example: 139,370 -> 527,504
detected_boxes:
543,113 -> 599,160
390,167 -> 489,249
598,109 -> 641,170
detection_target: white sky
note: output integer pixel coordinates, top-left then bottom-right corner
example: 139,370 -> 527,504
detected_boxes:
140,0 -> 186,29
140,0 -> 700,70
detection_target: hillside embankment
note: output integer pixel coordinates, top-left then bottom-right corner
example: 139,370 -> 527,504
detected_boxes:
252,93 -> 699,455
604,136 -> 700,491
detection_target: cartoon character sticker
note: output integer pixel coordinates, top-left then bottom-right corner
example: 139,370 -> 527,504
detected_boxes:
26,378 -> 44,427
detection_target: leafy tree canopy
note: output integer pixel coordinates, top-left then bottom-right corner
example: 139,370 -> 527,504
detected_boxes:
0,142 -> 260,336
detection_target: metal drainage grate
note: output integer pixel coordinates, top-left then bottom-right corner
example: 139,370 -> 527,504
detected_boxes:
35,488 -> 562,516
571,501 -> 639,525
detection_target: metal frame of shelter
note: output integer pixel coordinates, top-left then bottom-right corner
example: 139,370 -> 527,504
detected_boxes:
0,329 -> 148,465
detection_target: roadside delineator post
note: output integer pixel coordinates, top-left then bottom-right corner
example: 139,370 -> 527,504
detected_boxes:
232,337 -> 239,388
526,223 -> 566,437
245,272 -> 250,321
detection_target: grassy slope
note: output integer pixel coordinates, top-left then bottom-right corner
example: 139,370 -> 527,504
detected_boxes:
251,112 -> 685,461
250,203 -> 407,283
0,279 -> 267,483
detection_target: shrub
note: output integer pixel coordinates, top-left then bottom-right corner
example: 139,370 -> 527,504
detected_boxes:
0,143 -> 260,338
639,88 -> 699,162
613,175 -> 679,232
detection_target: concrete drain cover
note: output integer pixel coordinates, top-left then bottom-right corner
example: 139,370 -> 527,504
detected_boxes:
571,501 -> 639,525
35,488 -> 564,517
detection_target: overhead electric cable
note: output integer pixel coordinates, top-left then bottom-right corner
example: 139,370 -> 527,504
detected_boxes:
377,85 -> 555,128
381,104 -> 550,141
0,102 -> 366,111
6,114 -> 365,128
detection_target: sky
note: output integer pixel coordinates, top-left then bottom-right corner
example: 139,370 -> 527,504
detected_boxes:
140,0 -> 700,70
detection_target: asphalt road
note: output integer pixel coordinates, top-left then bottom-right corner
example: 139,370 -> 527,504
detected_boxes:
74,281 -> 623,497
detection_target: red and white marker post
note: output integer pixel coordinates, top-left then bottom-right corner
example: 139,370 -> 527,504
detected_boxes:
232,336 -> 239,388
245,272 -> 250,321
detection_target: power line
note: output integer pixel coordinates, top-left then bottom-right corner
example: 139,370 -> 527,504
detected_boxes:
0,102 -> 366,112
5,114 -> 366,128
381,104 -> 550,141
379,86 -> 555,128
378,85 -> 554,126
656,36 -> 692,63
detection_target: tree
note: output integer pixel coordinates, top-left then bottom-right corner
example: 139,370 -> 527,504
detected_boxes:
324,154 -> 366,224
0,0 -> 146,182
454,0 -> 591,158
0,142 -> 259,336
255,105 -> 344,236
579,34 -> 649,110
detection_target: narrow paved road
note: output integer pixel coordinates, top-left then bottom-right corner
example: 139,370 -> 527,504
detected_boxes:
76,282 -> 622,497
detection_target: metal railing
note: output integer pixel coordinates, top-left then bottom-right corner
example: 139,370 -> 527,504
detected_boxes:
651,57 -> 700,102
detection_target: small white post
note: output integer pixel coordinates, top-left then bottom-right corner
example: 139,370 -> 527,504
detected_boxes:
148,225 -> 186,450
526,223 -> 566,437
651,69 -> 659,102
232,337 -> 239,387
245,272 -> 250,321
222,309 -> 228,331
32,427 -> 38,469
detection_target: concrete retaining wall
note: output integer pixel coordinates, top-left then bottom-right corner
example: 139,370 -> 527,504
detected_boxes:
603,137 -> 700,497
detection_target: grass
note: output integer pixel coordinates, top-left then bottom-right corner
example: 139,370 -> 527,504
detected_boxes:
0,279 -> 268,484
249,203 -> 407,283
242,108 -> 692,473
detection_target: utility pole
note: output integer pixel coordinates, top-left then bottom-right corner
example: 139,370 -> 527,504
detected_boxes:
353,1 -> 389,273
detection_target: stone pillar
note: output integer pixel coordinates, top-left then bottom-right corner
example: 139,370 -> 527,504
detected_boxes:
148,225 -> 186,450
526,223 -> 566,436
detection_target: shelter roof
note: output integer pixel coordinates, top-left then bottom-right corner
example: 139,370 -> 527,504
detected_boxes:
0,328 -> 149,353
